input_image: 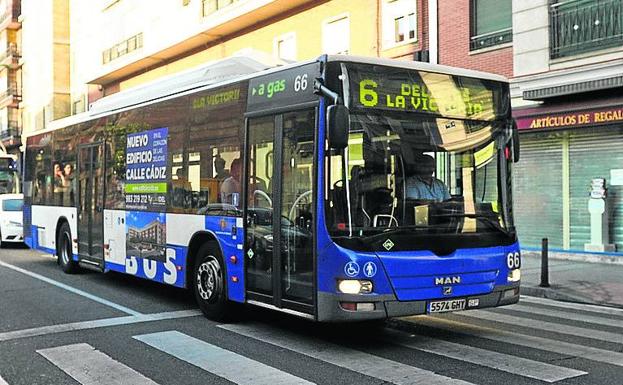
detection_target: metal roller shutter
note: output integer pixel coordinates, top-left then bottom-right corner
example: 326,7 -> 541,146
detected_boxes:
569,127 -> 623,251
513,132 -> 564,249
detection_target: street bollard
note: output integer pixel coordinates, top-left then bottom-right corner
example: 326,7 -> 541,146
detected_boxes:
540,238 -> 550,287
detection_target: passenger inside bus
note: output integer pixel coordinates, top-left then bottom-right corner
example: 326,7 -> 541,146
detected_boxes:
220,158 -> 241,206
172,168 -> 192,207
62,163 -> 76,206
214,155 -> 229,181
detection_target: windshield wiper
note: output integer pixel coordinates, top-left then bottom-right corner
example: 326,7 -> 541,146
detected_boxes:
352,225 -> 429,241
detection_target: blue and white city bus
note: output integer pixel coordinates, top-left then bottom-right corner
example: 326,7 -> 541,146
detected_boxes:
23,55 -> 521,321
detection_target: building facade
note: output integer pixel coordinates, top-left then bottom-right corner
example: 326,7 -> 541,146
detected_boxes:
437,0 -> 513,77
512,0 -> 623,254
69,0 -> 431,105
437,0 -> 623,255
0,0 -> 21,156
21,0 -> 70,134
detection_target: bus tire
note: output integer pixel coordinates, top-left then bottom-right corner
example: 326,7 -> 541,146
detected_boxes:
57,222 -> 78,274
193,242 -> 232,322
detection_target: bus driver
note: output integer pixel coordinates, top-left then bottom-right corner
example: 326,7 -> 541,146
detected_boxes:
406,154 -> 451,202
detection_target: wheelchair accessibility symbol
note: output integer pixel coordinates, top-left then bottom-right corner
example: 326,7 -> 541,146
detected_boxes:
344,261 -> 360,277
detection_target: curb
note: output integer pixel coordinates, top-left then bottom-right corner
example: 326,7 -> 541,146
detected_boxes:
521,250 -> 623,265
520,285 -> 593,304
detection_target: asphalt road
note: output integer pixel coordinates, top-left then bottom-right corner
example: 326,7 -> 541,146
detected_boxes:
1,245 -> 622,385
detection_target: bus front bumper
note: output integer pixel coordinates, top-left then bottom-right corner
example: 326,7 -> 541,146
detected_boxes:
316,282 -> 520,322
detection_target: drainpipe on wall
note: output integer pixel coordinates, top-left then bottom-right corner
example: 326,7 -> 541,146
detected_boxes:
428,0 -> 438,64
376,0 -> 381,57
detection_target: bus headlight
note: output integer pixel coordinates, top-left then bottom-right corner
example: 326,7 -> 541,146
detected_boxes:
507,269 -> 521,282
338,279 -> 373,294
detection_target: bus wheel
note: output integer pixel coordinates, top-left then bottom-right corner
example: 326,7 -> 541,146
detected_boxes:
57,222 -> 78,274
193,242 -> 231,321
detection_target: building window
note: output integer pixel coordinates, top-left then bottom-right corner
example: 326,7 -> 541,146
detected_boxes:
383,0 -> 417,48
323,15 -> 349,55
102,33 -> 143,64
72,95 -> 86,115
470,0 -> 512,51
550,0 -> 623,59
202,0 -> 237,16
274,33 -> 296,62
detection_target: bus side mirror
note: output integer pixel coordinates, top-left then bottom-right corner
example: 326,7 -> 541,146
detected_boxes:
327,104 -> 349,149
511,120 -> 520,163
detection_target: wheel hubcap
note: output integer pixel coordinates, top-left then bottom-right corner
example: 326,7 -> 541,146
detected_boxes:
196,256 -> 221,302
61,233 -> 71,264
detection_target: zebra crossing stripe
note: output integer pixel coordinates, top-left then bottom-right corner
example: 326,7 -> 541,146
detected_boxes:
0,309 -> 201,342
37,343 -> 158,385
219,323 -> 476,385
382,329 -> 586,382
0,261 -> 142,316
414,316 -> 623,367
508,304 -> 623,328
457,310 -> 623,343
0,374 -> 9,385
134,331 -> 314,385
520,296 -> 623,316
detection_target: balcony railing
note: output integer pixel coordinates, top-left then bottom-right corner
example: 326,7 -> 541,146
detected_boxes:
0,123 -> 20,141
470,27 -> 513,51
0,44 -> 20,63
550,0 -> 623,59
0,85 -> 21,102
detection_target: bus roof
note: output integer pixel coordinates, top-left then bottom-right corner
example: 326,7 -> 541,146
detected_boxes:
26,54 -> 508,139
327,55 -> 509,83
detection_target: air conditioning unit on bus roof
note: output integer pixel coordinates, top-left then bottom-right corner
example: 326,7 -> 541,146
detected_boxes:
89,55 -> 273,117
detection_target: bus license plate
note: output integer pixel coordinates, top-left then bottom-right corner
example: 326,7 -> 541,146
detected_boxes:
428,299 -> 466,313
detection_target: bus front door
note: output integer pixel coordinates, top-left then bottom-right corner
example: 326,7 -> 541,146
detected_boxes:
77,143 -> 105,268
244,110 -> 315,316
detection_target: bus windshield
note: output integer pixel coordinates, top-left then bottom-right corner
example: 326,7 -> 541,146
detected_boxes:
325,63 -> 514,251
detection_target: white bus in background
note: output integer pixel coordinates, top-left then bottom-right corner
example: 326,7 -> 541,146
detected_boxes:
0,144 -> 19,195
0,143 -> 22,247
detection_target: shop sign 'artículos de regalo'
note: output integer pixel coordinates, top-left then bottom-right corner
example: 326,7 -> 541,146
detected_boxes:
516,107 -> 623,130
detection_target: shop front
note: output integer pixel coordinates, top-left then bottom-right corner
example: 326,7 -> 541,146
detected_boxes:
513,102 -> 623,254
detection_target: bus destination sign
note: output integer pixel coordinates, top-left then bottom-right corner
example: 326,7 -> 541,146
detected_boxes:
349,66 -> 500,121
247,62 -> 320,113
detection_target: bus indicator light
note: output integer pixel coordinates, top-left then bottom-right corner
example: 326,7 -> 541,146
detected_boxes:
339,302 -> 375,311
231,276 -> 239,283
230,256 -> 238,264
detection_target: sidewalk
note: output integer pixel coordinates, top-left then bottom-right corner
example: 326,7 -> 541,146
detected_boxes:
520,251 -> 623,308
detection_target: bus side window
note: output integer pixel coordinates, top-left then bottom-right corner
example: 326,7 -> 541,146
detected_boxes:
32,139 -> 53,206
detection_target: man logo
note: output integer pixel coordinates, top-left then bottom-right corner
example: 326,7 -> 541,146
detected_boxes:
435,276 -> 461,285
443,286 -> 453,295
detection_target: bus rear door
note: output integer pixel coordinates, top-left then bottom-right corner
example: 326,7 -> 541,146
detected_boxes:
77,142 -> 105,269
